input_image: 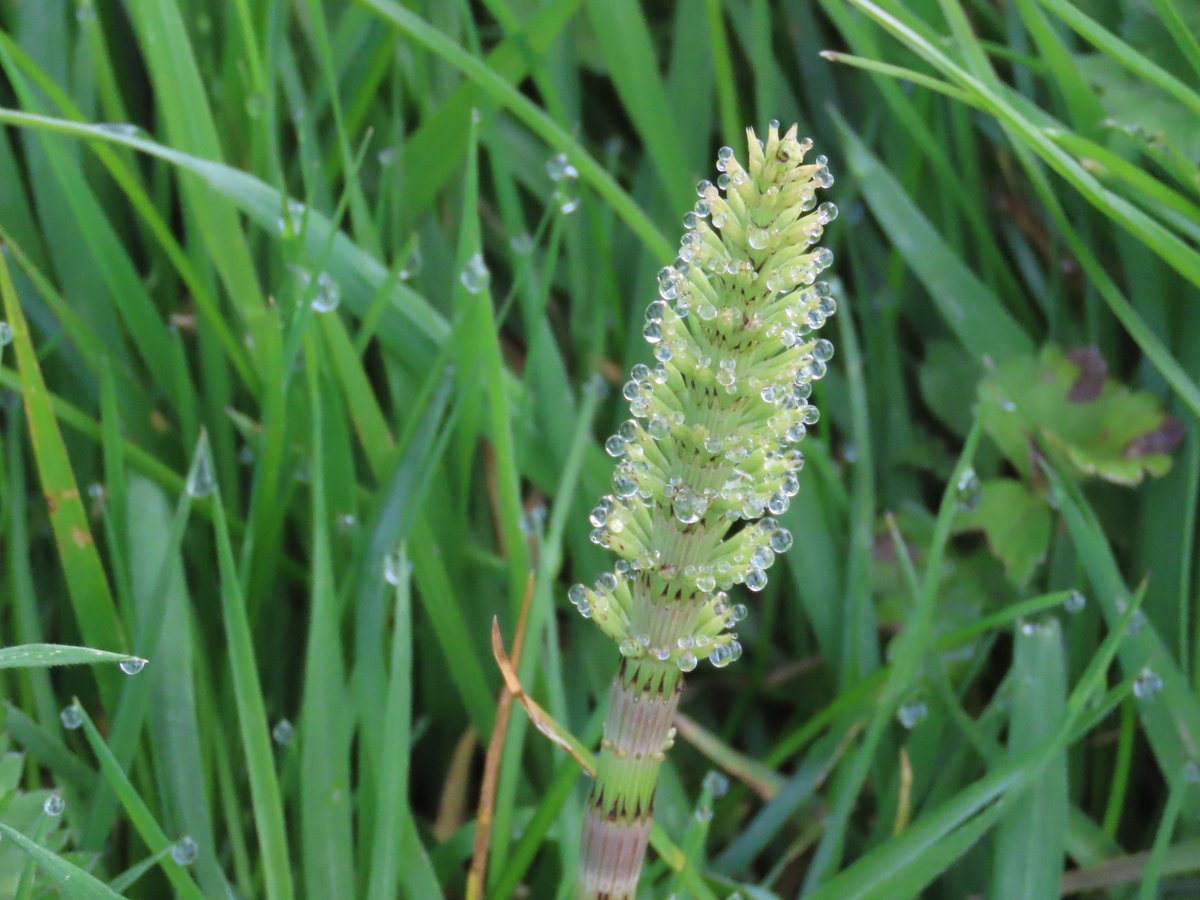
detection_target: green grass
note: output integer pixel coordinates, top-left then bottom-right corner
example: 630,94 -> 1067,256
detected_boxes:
0,0 -> 1197,896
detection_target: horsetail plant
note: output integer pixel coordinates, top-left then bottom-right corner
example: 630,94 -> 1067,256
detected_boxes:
570,122 -> 837,897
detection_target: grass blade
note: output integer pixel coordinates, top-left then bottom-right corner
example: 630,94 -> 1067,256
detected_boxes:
209,443 -> 296,900
803,420 -> 985,889
0,823 -> 121,900
991,619 -> 1068,898
835,117 -> 1033,365
0,645 -> 142,670
843,0 -> 1200,291
353,0 -> 674,261
0,251 -> 125,664
74,705 -> 206,900
298,338 -> 355,898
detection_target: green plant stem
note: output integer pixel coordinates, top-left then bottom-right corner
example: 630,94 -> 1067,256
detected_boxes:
578,656 -> 684,899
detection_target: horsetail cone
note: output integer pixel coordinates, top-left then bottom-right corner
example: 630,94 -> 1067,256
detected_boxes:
571,122 -> 837,898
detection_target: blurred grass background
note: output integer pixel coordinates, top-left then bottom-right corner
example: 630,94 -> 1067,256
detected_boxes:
0,0 -> 1197,897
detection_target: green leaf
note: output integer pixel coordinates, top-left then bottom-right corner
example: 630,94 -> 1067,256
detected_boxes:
956,479 -> 1051,586
979,344 -> 1183,486
918,341 -> 979,438
0,645 -> 142,671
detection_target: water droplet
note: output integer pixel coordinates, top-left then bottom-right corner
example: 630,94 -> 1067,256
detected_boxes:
1064,590 -> 1086,614
119,657 -> 147,675
60,705 -> 83,730
97,122 -> 141,138
747,227 -> 770,250
710,642 -> 736,668
272,719 -> 294,745
509,232 -> 534,255
568,584 -> 588,608
605,435 -> 626,458
672,490 -> 707,525
277,199 -> 306,238
546,153 -> 578,182
1133,667 -> 1163,700
752,543 -> 777,570
770,528 -> 794,553
554,178 -> 581,215
383,547 -> 409,586
1125,608 -> 1146,637
813,339 -> 835,362
399,245 -> 423,280
954,467 -> 982,511
460,253 -> 491,294
897,698 -> 928,729
520,504 -> 547,536
311,272 -> 341,313
336,513 -> 356,534
0,322 -> 11,346
43,793 -> 65,817
817,201 -> 838,224
745,568 -> 767,591
677,652 -> 697,672
240,92 -> 266,118
186,432 -> 217,498
171,835 -> 198,866
702,770 -> 730,798
694,805 -> 713,822
377,147 -> 398,168
614,473 -> 639,498
546,153 -> 581,213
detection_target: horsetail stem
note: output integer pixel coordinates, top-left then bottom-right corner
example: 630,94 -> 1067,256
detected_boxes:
570,122 -> 837,898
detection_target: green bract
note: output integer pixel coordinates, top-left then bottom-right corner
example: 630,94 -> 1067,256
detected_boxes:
574,122 -> 837,898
